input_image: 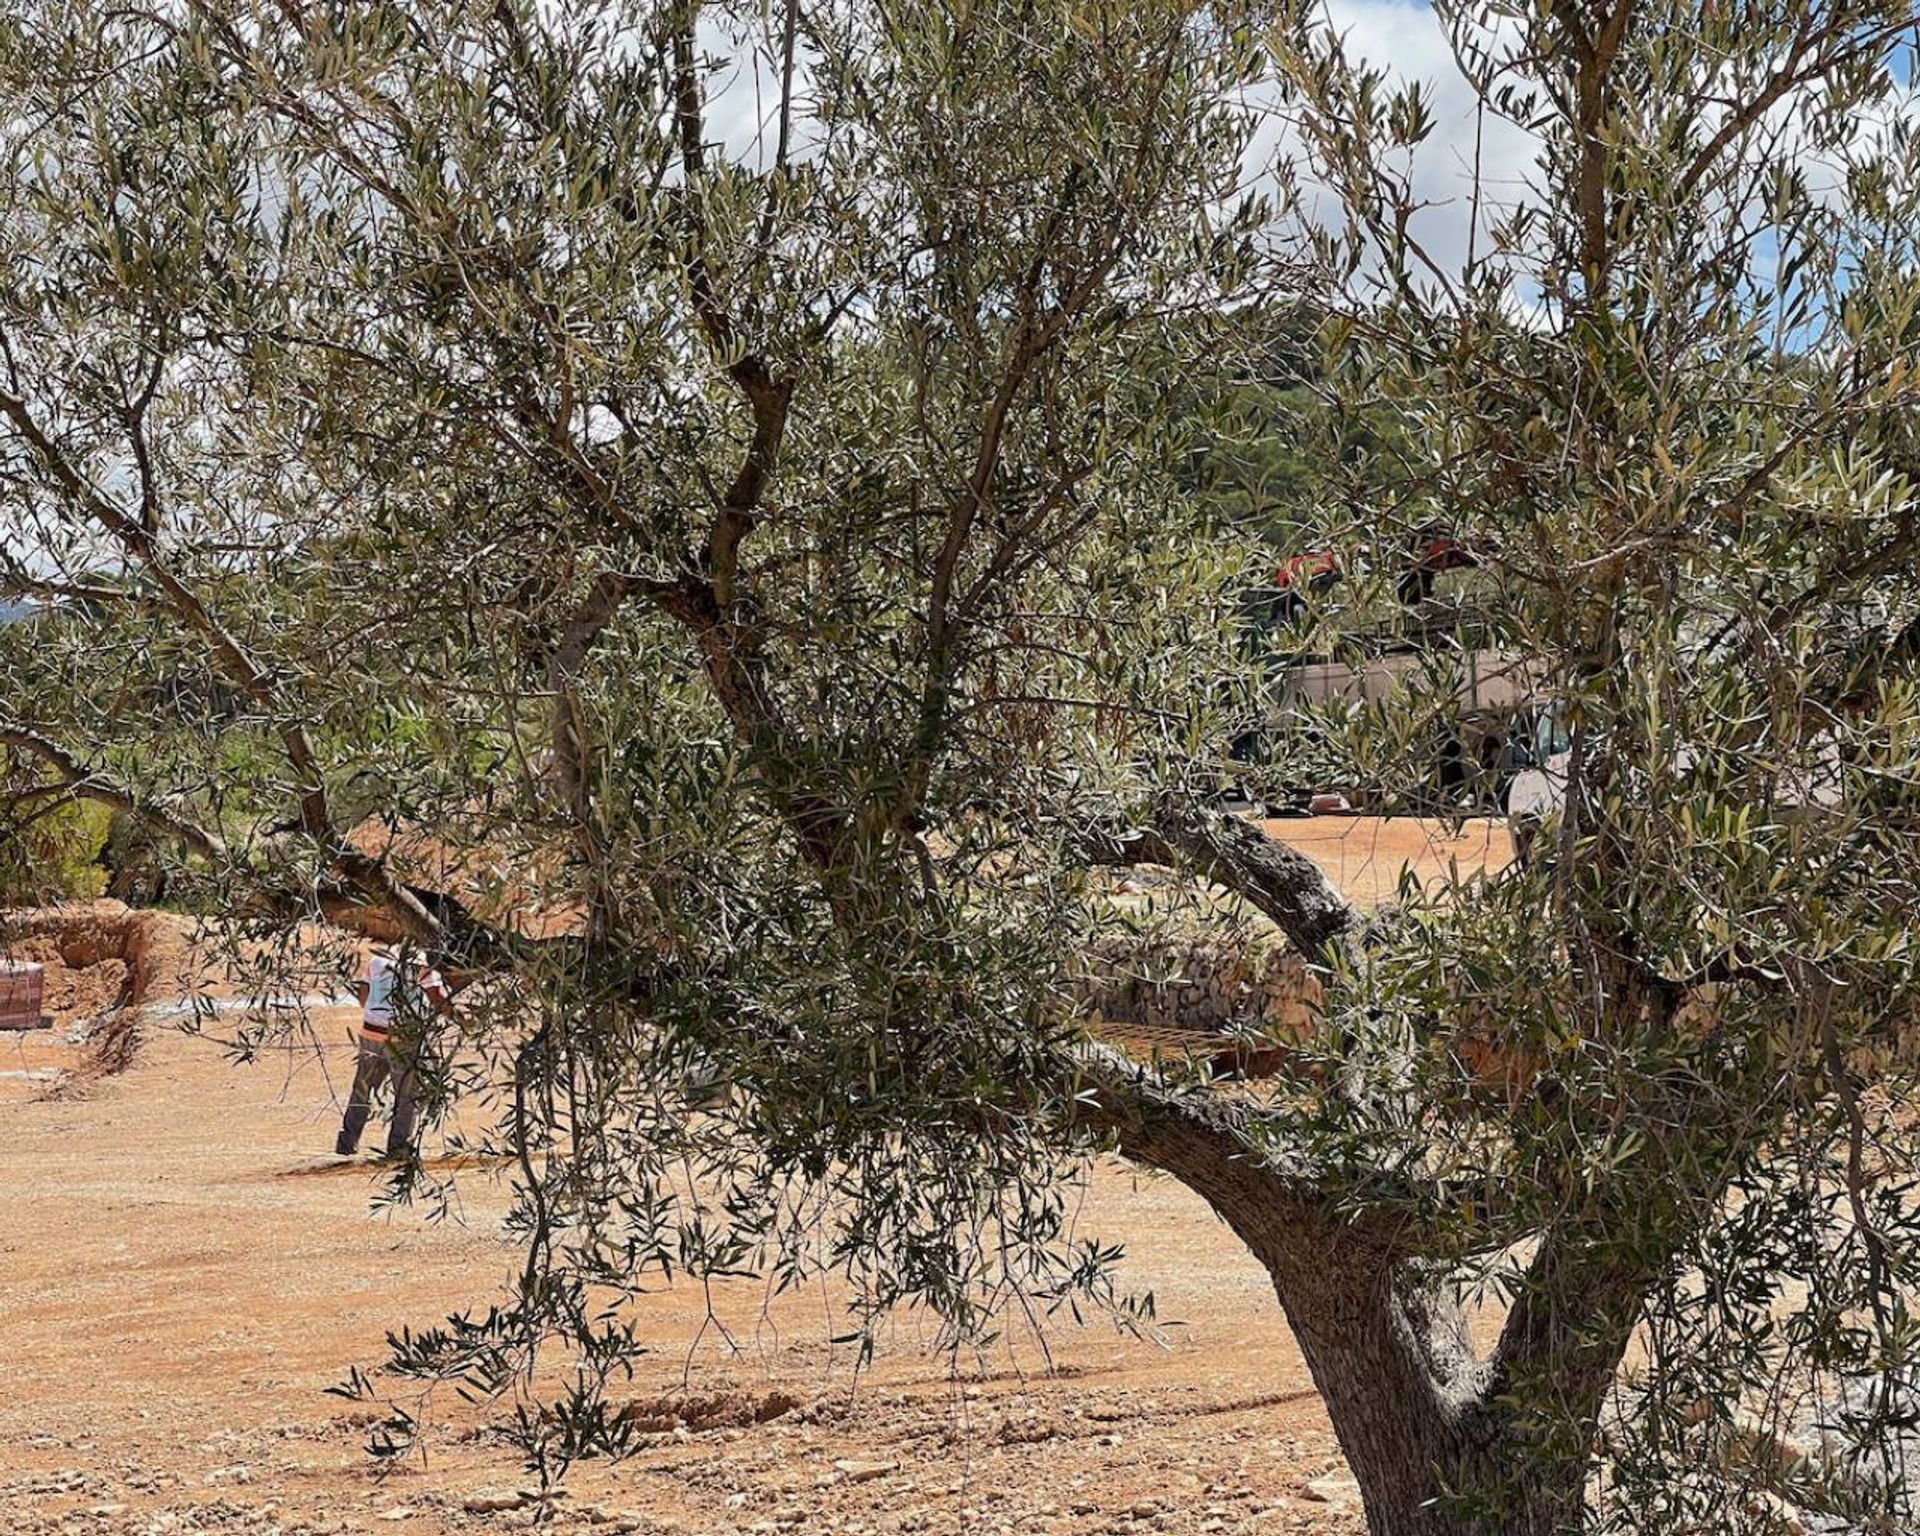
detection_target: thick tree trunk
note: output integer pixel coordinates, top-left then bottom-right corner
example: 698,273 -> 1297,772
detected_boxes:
1089,1066 -> 1633,1536
1080,802 -> 1747,1534
1247,1227 -> 1597,1536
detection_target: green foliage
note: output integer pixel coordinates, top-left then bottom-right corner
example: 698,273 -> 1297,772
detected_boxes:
5,0 -> 1920,1531
0,788 -> 108,904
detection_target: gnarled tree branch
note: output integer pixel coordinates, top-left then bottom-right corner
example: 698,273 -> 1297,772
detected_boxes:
1081,794 -> 1358,964
1,721 -> 227,862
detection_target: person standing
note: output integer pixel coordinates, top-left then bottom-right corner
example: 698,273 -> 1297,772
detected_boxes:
335,944 -> 452,1159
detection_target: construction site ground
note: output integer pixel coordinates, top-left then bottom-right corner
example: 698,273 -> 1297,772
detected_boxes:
0,817 -> 1511,1536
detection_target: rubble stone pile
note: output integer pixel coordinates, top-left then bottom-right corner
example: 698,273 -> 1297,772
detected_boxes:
1076,934 -> 1318,1038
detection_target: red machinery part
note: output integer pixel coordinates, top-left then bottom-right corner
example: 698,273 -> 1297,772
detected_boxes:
1275,550 -> 1339,589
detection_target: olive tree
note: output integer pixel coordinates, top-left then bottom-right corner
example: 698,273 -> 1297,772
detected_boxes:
5,1 -> 1920,1532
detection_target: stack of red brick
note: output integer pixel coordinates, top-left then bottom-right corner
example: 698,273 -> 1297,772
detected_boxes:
0,961 -> 46,1030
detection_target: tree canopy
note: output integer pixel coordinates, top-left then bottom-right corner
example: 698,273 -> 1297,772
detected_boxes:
6,2 -> 1920,1531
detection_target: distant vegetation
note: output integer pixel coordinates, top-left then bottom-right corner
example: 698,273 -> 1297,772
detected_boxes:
0,795 -> 107,905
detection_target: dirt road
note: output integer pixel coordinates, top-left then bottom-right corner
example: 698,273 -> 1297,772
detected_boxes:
2,819 -> 1511,1536
2,1016 -> 1369,1536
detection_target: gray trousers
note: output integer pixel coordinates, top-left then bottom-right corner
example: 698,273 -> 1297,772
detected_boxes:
336,1033 -> 418,1156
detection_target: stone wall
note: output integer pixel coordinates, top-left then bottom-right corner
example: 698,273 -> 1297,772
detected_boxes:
1076,933 -> 1319,1039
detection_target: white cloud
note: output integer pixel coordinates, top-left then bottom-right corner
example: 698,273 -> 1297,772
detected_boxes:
1332,0 -> 1544,260
1242,0 -> 1547,304
695,7 -> 822,170
1266,0 -> 1919,317
691,0 -> 1536,282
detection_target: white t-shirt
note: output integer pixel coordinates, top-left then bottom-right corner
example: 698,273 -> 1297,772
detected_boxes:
362,952 -> 446,1030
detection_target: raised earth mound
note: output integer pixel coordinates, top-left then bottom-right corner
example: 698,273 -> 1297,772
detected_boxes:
1,900 -> 200,1026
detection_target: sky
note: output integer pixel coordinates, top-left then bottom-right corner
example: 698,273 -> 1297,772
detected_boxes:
689,0 -> 1918,332
1265,1 -> 1544,271
10,0 -> 1917,592
693,0 -> 1541,290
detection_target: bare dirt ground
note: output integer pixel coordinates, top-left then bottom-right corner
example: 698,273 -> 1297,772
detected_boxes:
1255,816 -> 1512,909
0,821 -> 1510,1536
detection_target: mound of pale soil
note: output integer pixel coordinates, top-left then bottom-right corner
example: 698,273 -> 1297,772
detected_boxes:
347,814 -> 584,939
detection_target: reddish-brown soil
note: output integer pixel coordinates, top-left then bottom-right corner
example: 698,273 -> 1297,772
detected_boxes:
1,822 -> 1507,1536
1256,817 -> 1512,909
0,1023 -> 1366,1536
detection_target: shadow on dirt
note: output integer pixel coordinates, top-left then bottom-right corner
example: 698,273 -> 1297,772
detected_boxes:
274,1151 -> 515,1180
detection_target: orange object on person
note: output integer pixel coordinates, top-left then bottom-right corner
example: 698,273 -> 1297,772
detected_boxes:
1275,551 -> 1339,589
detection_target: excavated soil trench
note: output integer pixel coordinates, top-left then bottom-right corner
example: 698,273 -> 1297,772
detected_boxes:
0,902 -> 206,1087
1,900 -> 207,1018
